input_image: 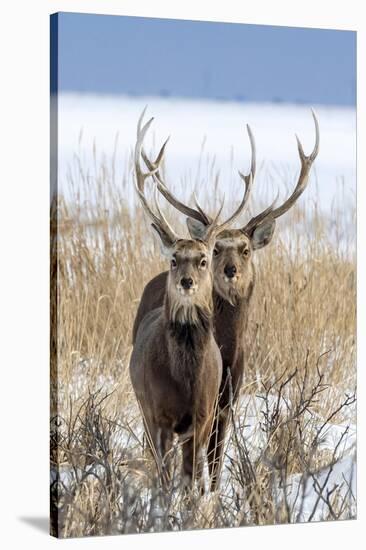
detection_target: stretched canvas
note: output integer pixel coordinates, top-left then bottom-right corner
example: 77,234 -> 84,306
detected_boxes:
50,12 -> 356,538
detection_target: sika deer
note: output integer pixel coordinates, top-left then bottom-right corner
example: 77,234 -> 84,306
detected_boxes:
132,111 -> 319,489
129,110 -> 249,490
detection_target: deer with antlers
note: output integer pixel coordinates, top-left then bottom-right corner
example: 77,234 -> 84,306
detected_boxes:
132,110 -> 319,490
129,110 -> 251,490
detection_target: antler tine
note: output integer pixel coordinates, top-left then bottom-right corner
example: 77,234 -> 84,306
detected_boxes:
243,190 -> 279,235
223,173 -> 252,229
243,111 -> 319,234
142,122 -> 255,236
193,124 -> 256,231
136,105 -> 147,138
248,124 -> 257,178
238,124 -> 256,185
270,110 -> 319,220
204,172 -> 255,244
134,115 -> 157,191
193,193 -> 212,225
203,195 -> 226,243
153,186 -> 178,240
141,145 -> 208,225
134,109 -> 178,243
214,124 -> 256,233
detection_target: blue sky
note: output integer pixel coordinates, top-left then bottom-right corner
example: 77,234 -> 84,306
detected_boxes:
53,12 -> 356,106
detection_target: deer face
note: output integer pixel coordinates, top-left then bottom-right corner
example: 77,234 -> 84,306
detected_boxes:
169,241 -> 211,296
212,229 -> 254,304
165,240 -> 213,323
185,220 -> 275,305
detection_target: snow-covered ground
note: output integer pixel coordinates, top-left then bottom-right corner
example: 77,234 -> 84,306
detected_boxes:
57,93 -> 356,215
53,367 -> 356,523
225,393 -> 356,522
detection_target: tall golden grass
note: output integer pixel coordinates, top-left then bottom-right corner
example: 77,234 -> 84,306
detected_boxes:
50,146 -> 356,537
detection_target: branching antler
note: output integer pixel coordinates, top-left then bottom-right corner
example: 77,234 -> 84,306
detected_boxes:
134,107 -> 179,245
243,110 -> 319,236
193,124 -> 256,226
141,119 -> 256,229
136,108 -> 251,245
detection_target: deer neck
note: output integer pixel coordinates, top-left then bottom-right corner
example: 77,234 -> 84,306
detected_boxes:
213,280 -> 254,363
163,293 -> 213,394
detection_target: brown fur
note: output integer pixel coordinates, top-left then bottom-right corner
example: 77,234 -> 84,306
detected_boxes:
131,110 -> 319,490
132,229 -> 258,489
130,109 -> 269,490
129,239 -> 222,490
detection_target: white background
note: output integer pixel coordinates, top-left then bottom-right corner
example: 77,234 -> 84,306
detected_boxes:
0,0 -> 364,548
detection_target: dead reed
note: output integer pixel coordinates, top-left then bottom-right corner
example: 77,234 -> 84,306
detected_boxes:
50,145 -> 356,537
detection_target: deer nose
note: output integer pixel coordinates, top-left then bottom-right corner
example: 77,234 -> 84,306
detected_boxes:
224,264 -> 237,278
181,277 -> 194,289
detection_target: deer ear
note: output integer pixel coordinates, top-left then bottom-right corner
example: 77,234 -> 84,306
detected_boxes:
186,217 -> 207,240
151,223 -> 175,258
250,219 -> 276,250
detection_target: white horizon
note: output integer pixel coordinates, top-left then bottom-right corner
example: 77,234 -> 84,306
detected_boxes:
57,92 -> 356,214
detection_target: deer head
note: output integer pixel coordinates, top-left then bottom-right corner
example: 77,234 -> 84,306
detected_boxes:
134,109 -> 249,323
141,111 -> 319,305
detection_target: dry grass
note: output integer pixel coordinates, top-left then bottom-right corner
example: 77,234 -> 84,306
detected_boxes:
50,146 -> 356,538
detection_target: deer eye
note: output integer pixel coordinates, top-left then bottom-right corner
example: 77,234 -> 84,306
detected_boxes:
171,258 -> 177,269
200,258 -> 207,268
213,248 -> 219,256
243,249 -> 250,257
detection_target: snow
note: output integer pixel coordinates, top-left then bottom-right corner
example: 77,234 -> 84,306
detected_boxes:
221,392 -> 356,521
51,385 -> 356,523
285,453 -> 356,522
53,94 -> 356,525
57,93 -> 356,215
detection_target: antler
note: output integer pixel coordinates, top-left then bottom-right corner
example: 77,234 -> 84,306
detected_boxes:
243,110 -> 319,235
141,142 -> 207,225
137,108 -> 252,245
134,107 -> 179,245
141,122 -> 256,230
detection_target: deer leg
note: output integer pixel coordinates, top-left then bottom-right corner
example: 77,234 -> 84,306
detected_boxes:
194,447 -> 205,495
160,429 -> 174,486
142,418 -> 154,458
180,433 -> 206,498
150,427 -> 177,490
181,435 -> 203,490
181,437 -> 194,491
142,420 -> 167,489
207,407 -> 230,491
